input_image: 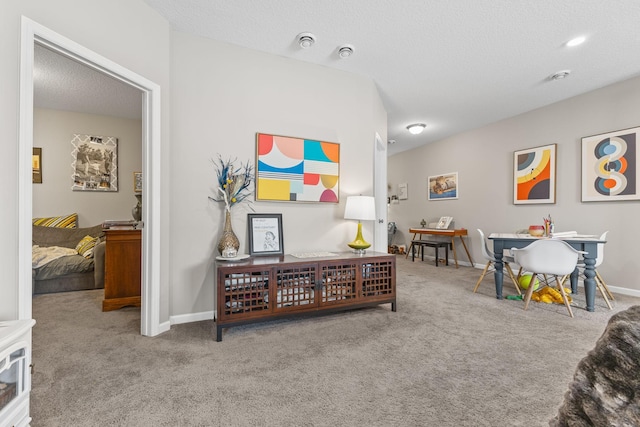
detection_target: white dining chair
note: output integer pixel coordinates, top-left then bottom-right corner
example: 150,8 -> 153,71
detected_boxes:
473,229 -> 521,295
575,231 -> 613,310
510,239 -> 584,318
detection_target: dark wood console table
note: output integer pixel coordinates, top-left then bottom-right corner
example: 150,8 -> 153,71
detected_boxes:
215,252 -> 396,341
103,229 -> 141,311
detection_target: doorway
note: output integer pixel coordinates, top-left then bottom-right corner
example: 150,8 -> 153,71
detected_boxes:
18,17 -> 162,336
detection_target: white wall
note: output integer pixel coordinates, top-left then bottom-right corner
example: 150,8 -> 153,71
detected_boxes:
1,0 -> 171,320
33,109 -> 142,226
388,74 -> 640,295
168,32 -> 387,317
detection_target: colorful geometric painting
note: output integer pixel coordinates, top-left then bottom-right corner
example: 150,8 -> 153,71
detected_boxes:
513,144 -> 556,204
582,126 -> 640,202
256,133 -> 340,203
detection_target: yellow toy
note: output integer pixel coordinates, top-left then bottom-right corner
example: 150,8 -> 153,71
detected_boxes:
531,286 -> 572,305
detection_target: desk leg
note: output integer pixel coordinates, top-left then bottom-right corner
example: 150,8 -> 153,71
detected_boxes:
450,236 -> 459,268
405,232 -> 418,259
583,256 -> 597,312
493,241 -> 505,299
458,235 -> 474,266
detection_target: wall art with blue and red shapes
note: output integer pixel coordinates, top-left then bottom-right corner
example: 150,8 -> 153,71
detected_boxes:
582,127 -> 639,202
256,133 -> 340,203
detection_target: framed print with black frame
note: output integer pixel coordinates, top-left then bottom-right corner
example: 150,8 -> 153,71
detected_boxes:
248,213 -> 284,256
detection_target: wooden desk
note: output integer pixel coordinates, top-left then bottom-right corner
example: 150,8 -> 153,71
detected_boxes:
489,233 -> 605,312
407,228 -> 474,268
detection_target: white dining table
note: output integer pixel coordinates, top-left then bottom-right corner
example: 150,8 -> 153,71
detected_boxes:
488,233 -> 605,312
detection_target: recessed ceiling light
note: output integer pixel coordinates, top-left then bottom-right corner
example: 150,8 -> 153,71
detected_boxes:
566,36 -> 586,47
406,123 -> 426,134
550,70 -> 571,81
297,32 -> 316,49
337,44 -> 355,58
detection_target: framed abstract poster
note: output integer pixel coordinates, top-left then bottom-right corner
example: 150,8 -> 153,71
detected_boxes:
256,133 -> 339,203
428,172 -> 458,200
513,144 -> 556,204
71,134 -> 118,191
581,126 -> 640,202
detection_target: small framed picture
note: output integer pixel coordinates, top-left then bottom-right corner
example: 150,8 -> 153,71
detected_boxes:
248,213 -> 284,256
428,172 -> 458,200
33,147 -> 42,184
133,171 -> 142,192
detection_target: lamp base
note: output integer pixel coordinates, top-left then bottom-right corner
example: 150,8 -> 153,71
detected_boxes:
347,222 -> 371,254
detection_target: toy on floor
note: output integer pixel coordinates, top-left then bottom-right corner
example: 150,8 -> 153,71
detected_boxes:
518,273 -> 539,291
531,286 -> 573,304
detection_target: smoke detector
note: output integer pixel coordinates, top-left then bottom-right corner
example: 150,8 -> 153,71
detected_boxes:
297,32 -> 316,49
337,44 -> 355,58
550,70 -> 571,81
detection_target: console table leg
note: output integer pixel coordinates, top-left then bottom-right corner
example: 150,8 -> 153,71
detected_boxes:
216,325 -> 222,342
391,301 -> 397,312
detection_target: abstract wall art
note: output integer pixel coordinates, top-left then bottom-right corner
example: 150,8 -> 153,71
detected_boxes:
256,133 -> 340,203
513,144 -> 556,204
582,126 -> 640,202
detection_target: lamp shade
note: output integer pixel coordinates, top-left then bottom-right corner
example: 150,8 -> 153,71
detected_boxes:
344,196 -> 376,221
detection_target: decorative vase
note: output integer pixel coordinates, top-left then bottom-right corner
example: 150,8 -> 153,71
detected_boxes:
217,210 -> 240,257
132,194 -> 142,221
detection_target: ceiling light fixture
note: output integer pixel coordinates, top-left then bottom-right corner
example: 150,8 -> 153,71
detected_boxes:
297,32 -> 316,49
566,36 -> 586,47
550,70 -> 571,81
388,139 -> 396,145
406,123 -> 426,135
337,44 -> 354,58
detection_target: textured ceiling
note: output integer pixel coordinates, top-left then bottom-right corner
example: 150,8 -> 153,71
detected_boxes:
34,1 -> 640,156
34,44 -> 142,121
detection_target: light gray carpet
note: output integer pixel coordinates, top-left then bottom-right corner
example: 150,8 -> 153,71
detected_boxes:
30,256 -> 639,426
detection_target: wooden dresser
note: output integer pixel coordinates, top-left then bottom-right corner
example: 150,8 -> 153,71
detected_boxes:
103,229 -> 142,311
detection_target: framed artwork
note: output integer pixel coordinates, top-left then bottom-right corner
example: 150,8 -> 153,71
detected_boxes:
513,143 -> 556,204
71,134 -> 118,191
256,133 -> 340,203
248,213 -> 284,256
398,183 -> 408,200
133,171 -> 142,192
428,172 -> 458,200
33,147 -> 42,184
581,126 -> 640,202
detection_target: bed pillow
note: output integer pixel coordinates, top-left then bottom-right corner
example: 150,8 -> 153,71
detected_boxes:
32,213 -> 78,229
75,235 -> 99,258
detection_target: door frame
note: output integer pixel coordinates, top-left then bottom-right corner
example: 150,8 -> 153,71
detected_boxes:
373,132 -> 388,252
18,17 -> 163,336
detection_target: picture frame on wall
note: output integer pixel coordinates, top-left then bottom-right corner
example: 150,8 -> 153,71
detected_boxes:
581,126 -> 640,202
133,171 -> 142,192
71,134 -> 118,191
428,172 -> 458,200
513,143 -> 556,204
256,132 -> 340,203
247,213 -> 284,256
33,147 -> 42,184
398,183 -> 408,200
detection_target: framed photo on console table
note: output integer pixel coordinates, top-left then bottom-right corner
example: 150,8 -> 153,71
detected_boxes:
248,213 -> 284,256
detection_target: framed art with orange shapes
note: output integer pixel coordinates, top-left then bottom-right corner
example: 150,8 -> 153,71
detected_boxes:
513,143 -> 556,204
256,133 -> 340,203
